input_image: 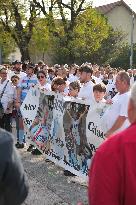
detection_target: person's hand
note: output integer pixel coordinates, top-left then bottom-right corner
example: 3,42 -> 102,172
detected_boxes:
82,97 -> 86,100
15,102 -> 21,109
77,202 -> 84,205
105,130 -> 113,138
106,99 -> 113,105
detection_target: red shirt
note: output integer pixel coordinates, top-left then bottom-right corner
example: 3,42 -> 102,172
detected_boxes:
89,123 -> 136,205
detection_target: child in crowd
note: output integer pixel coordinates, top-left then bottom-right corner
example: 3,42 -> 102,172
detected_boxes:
11,75 -> 20,87
51,77 -> 66,94
93,83 -> 106,103
68,81 -> 80,97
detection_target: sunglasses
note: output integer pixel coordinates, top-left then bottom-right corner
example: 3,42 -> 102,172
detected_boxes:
37,75 -> 45,79
12,79 -> 18,83
69,87 -> 78,91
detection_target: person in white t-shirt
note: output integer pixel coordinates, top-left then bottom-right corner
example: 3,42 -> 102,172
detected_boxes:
78,64 -> 94,102
67,65 -> 76,82
127,69 -> 134,86
106,72 -> 116,99
68,65 -> 80,83
93,83 -> 106,104
51,77 -> 66,94
47,68 -> 55,84
0,66 -> 14,132
68,81 -> 80,97
8,61 -> 26,80
103,71 -> 130,137
92,70 -> 102,84
37,70 -> 51,91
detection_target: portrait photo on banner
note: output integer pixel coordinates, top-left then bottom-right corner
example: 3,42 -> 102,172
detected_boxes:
63,101 -> 91,175
29,92 -> 54,153
21,86 -> 108,178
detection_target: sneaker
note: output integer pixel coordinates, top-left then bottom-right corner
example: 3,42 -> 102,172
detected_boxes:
15,142 -> 19,146
63,170 -> 76,176
27,144 -> 34,152
31,148 -> 42,155
15,143 -> 24,149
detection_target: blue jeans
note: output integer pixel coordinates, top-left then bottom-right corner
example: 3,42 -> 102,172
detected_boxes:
17,110 -> 25,144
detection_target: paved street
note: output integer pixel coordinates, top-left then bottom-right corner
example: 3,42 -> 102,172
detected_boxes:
20,148 -> 88,205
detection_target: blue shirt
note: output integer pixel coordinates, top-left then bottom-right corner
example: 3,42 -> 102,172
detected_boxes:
18,75 -> 38,102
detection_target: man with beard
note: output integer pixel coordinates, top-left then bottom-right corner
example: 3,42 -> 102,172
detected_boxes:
78,64 -> 94,102
8,60 -> 26,80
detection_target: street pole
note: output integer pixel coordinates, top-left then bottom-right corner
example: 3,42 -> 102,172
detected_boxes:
130,11 -> 134,69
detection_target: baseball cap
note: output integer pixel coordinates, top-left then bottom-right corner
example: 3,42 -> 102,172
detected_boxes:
13,60 -> 22,65
27,63 -> 35,69
0,65 -> 6,72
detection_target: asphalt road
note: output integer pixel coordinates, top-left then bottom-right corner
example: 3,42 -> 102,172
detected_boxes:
19,148 -> 88,205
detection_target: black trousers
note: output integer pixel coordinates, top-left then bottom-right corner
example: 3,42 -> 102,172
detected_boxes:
0,113 -> 12,132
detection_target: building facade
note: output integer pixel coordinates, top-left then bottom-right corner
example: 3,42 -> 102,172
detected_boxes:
96,0 -> 136,44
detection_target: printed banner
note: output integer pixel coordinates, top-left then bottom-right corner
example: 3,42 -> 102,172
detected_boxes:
21,86 -> 108,178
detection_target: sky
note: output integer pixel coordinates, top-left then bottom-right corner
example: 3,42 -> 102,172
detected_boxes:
92,0 -> 136,12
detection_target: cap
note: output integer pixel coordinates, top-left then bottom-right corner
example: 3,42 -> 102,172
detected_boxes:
54,64 -> 61,69
13,60 -> 22,65
0,65 -> 6,72
64,64 -> 68,69
38,60 -> 44,65
27,63 -> 35,69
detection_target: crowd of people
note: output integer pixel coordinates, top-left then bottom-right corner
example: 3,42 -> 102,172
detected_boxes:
0,59 -> 136,205
0,60 -> 135,151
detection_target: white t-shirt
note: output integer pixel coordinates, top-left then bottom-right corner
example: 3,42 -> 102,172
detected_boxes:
100,74 -> 104,80
0,79 -> 14,111
39,83 -> 51,91
8,70 -> 26,80
68,74 -> 79,82
106,79 -> 116,93
78,80 -> 94,102
64,80 -> 70,95
86,97 -> 106,107
92,76 -> 102,84
103,91 -> 130,134
130,76 -> 134,86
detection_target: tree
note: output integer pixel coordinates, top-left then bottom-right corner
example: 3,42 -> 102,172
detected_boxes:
110,43 -> 136,69
0,0 -> 37,62
29,18 -> 51,62
33,0 -> 57,34
90,29 -> 127,65
0,25 -> 16,63
67,8 -> 111,64
33,0 -> 93,63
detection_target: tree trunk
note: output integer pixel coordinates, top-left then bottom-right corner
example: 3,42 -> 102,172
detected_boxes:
19,45 -> 30,62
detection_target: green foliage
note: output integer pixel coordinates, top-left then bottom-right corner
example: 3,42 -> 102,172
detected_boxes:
0,27 -> 16,62
0,0 -> 129,65
72,8 -> 110,63
29,19 -> 50,56
90,29 -> 127,65
110,44 -> 136,69
53,8 -> 111,64
0,0 -> 37,62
